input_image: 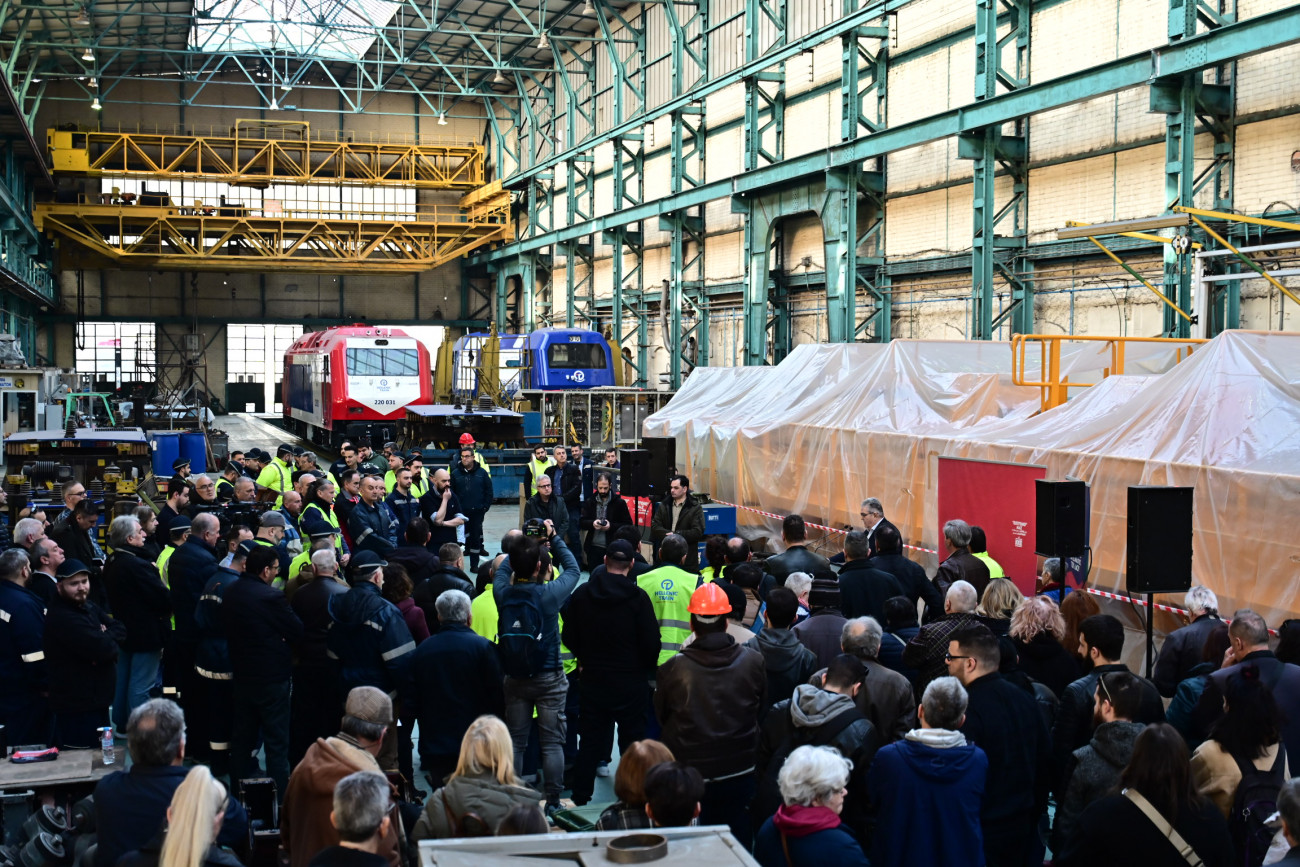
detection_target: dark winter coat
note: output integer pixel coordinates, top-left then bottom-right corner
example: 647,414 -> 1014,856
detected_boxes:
1011,631 -> 1081,699
1153,613 -> 1225,697
1054,793 -> 1235,867
194,566 -> 240,679
221,572 -> 304,683
326,581 -> 415,692
450,462 -> 494,512
168,536 -> 220,644
44,594 -> 123,712
491,540 -> 581,674
810,658 -> 916,743
756,684 -> 879,836
561,569 -> 659,681
902,612 -> 979,694
792,609 -> 849,669
402,623 -> 504,766
545,461 -> 583,508
348,499 -> 399,554
868,731 -> 988,867
836,558 -> 905,622
412,564 -> 474,634
1167,661 -> 1215,747
870,552 -> 943,620
1052,719 -> 1144,851
745,628 -> 819,716
384,542 -> 442,584
523,493 -> 569,541
655,631 -> 767,779
290,574 -> 347,668
760,544 -> 835,598
1051,663 -> 1164,794
650,494 -> 705,571
960,672 -> 1051,843
102,544 -> 171,652
753,806 -> 871,867
384,489 -> 421,532
1193,650 -> 1300,775
933,550 -> 990,600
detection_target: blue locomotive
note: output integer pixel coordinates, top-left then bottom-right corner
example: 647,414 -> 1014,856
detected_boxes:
452,328 -> 617,399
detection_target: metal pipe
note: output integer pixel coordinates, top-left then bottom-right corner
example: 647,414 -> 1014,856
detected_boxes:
1195,239 -> 1300,258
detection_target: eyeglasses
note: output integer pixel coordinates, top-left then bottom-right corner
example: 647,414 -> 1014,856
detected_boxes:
859,512 -> 871,518
537,483 -> 552,489
944,653 -> 971,662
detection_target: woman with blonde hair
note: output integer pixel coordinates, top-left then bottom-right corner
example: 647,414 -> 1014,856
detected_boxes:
976,578 -> 1023,634
412,715 -> 543,839
1009,595 -> 1080,697
118,766 -> 242,867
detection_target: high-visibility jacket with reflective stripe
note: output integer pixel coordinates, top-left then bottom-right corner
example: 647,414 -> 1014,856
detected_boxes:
637,564 -> 697,666
156,544 -> 178,628
256,458 -> 291,508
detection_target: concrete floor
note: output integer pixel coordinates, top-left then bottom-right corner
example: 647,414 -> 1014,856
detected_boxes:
212,413 -> 619,808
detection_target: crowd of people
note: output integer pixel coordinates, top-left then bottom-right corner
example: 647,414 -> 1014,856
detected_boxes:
2,444 -> 1299,867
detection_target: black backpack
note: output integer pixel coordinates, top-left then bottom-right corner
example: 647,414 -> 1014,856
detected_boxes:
1229,743 -> 1286,867
496,584 -> 548,678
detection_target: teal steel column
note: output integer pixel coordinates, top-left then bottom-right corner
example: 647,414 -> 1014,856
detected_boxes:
740,196 -> 774,366
821,168 -> 858,345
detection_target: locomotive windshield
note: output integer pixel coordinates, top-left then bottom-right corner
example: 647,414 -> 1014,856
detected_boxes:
345,347 -> 420,377
546,342 -> 607,369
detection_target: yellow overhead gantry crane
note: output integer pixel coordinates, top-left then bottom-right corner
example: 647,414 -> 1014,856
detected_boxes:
38,121 -> 512,272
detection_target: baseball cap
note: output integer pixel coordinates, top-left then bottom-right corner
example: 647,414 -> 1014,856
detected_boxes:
606,540 -> 636,563
308,527 -> 339,540
245,448 -> 265,462
344,686 -> 392,725
235,539 -> 258,557
277,443 -> 294,456
56,559 -> 92,581
292,446 -> 306,457
169,516 -> 192,534
224,461 -> 242,474
172,458 -> 190,472
258,511 -> 287,529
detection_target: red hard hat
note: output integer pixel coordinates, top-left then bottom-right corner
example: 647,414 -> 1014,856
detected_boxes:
459,433 -> 475,445
688,582 -> 733,616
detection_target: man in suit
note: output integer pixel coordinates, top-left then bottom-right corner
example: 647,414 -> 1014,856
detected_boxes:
832,497 -> 899,565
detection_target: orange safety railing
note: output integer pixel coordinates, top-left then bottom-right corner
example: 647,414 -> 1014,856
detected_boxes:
1011,334 -> 1208,412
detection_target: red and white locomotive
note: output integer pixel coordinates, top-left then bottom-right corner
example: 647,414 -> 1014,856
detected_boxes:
282,324 -> 432,447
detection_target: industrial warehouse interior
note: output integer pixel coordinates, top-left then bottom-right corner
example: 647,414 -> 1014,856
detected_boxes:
0,0 -> 1298,863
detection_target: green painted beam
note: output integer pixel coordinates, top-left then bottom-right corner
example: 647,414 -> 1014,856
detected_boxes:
474,3 -> 1300,265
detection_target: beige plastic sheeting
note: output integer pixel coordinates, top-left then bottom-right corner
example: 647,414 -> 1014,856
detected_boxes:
645,331 -> 1300,627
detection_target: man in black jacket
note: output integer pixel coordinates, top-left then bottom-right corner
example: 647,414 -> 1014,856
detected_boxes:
411,542 -> 474,634
579,473 -> 632,569
167,512 -> 222,754
50,500 -> 106,606
760,515 -> 834,598
419,469 -> 465,550
385,518 -> 442,584
289,545 -> 346,766
836,529 -> 903,621
102,515 -> 171,735
933,519 -> 990,600
404,587 -> 504,785
45,558 -> 125,748
546,446 -> 582,550
223,544 -> 304,793
26,539 -> 64,606
1051,614 -> 1163,796
561,540 -> 660,806
650,476 -> 705,572
1152,585 -> 1223,696
744,587 -> 818,720
154,477 -> 190,549
449,448 -> 494,571
523,474 -> 568,542
869,524 -> 944,620
947,624 -> 1051,867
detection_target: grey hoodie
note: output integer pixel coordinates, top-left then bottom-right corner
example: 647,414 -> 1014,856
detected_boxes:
1052,719 -> 1145,851
747,629 -> 819,714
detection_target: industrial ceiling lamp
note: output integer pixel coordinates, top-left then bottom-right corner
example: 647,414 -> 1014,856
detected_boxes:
81,46 -> 94,62
437,111 -> 448,126
537,30 -> 549,50
88,76 -> 97,88
582,0 -> 593,14
73,7 -> 90,25
493,67 -> 506,84
91,96 -> 101,110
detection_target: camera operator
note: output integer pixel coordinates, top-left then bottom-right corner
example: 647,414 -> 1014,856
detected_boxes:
523,475 -> 568,543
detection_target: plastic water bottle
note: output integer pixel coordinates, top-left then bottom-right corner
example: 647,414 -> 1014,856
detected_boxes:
100,727 -> 114,765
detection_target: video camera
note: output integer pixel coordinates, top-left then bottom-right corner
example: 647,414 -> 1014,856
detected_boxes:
523,518 -> 549,539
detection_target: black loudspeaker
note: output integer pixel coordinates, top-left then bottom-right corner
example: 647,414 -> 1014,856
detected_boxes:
1035,478 -> 1089,557
1127,486 -> 1194,594
643,437 -> 677,500
620,449 -> 651,498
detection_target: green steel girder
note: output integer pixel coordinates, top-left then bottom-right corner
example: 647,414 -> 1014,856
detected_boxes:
594,0 -> 646,125
841,22 -> 889,141
476,5 -> 1300,267
663,0 -> 708,99
660,103 -> 706,387
821,168 -> 888,344
556,47 -> 597,144
503,0 -> 914,189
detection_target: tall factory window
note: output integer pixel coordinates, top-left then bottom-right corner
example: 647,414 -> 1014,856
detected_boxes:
227,323 -> 303,414
74,322 -> 155,389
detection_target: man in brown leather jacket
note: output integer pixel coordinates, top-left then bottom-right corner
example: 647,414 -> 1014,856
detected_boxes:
654,582 -> 767,849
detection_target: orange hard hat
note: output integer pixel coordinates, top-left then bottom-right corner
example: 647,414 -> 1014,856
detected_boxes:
459,433 -> 475,445
688,582 -> 733,616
